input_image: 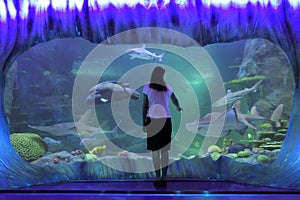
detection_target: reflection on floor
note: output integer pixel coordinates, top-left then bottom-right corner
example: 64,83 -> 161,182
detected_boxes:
1,180 -> 300,200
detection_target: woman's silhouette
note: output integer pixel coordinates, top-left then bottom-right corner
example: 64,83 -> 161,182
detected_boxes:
143,66 -> 182,187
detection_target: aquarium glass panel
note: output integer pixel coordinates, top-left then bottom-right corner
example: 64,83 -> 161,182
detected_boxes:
5,36 -> 294,174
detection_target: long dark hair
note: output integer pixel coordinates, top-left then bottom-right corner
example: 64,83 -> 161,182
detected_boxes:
149,66 -> 167,91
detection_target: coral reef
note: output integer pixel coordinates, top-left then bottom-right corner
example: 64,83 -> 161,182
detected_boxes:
89,145 -> 106,157
118,150 -> 129,156
84,153 -> 97,161
207,145 -> 222,153
10,133 -> 47,161
237,150 -> 251,158
210,152 -> 221,161
256,154 -> 269,164
224,76 -> 265,92
32,151 -> 85,166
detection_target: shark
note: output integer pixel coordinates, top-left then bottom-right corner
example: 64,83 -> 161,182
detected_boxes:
126,44 -> 165,62
85,81 -> 140,105
186,101 -> 283,137
212,79 -> 263,106
28,122 -> 77,137
28,110 -> 118,138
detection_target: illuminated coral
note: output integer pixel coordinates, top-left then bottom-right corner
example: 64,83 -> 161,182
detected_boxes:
210,152 -> 221,161
89,145 -> 106,157
207,145 -> 222,153
10,133 -> 46,162
256,154 -> 269,164
84,153 -> 97,161
237,150 -> 251,158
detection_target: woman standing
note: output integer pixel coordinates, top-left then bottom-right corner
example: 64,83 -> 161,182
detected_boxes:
143,66 -> 182,187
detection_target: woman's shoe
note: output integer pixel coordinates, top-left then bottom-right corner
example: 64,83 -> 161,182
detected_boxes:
153,180 -> 161,187
159,180 -> 167,187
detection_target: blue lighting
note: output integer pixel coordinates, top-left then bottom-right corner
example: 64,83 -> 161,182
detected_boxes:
19,0 -> 29,19
0,0 -> 299,22
0,0 -> 300,192
30,0 -> 50,12
289,0 -> 300,7
69,0 -> 84,11
0,0 -> 6,22
202,0 -> 283,7
7,0 -> 16,19
51,0 -> 67,10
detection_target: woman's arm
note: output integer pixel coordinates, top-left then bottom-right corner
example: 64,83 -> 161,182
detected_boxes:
171,93 -> 183,111
142,94 -> 149,126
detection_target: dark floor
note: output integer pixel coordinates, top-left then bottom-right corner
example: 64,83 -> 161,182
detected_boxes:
1,180 -> 300,200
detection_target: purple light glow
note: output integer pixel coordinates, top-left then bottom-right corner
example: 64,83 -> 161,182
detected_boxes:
202,0 -> 281,8
0,0 -> 299,191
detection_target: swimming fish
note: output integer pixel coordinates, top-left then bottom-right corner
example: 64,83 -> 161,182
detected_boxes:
271,104 -> 284,128
126,44 -> 165,62
85,81 -> 140,104
28,122 -> 77,137
28,110 -> 111,138
186,101 -> 268,137
212,80 -> 263,106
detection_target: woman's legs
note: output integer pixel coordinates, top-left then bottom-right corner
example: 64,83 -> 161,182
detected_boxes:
161,150 -> 169,180
152,150 -> 169,179
152,151 -> 161,179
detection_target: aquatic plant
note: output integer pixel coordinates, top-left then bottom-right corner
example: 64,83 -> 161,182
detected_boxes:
274,133 -> 286,141
262,137 -> 272,142
210,152 -> 221,161
227,153 -> 238,159
89,145 -> 106,157
256,154 -> 269,164
84,153 -> 97,161
257,131 -> 276,140
43,70 -> 51,77
254,99 -> 272,115
237,150 -> 251,158
247,133 -> 252,139
260,123 -> 272,130
207,145 -> 222,153
277,129 -> 288,134
10,133 -> 46,162
259,144 -> 282,151
240,139 -> 266,148
222,138 -> 227,151
224,75 -> 265,92
63,94 -> 70,99
71,68 -> 78,76
280,119 -> 289,128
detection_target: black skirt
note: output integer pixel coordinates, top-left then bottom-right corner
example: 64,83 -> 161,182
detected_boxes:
145,117 -> 172,151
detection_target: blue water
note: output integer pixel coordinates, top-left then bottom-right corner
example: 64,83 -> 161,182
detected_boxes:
6,38 -> 291,159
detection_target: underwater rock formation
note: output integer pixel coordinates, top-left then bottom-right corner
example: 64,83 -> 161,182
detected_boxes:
235,39 -> 294,118
0,0 -> 300,190
8,39 -> 96,132
4,62 -> 17,124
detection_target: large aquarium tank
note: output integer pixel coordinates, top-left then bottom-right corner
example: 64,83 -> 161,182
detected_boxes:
5,37 -> 294,168
0,0 -> 300,199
